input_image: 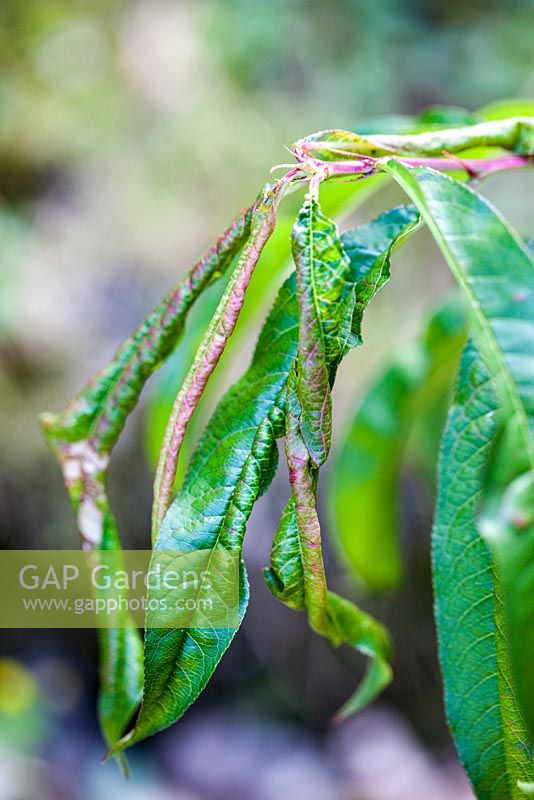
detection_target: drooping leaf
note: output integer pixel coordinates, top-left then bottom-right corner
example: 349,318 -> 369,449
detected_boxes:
283,365 -> 332,635
291,196 -> 350,466
266,474 -> 393,719
300,117 -> 534,161
40,203 -> 255,760
433,341 -> 534,800
152,184 -> 280,537
113,274 -> 296,751
41,204 -> 254,455
96,518 -> 144,767
266,205 -> 421,601
265,204 -> 420,716
329,296 -> 466,591
143,175 -> 386,480
113,205 -> 419,751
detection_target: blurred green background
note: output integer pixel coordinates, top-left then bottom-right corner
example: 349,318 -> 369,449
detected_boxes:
0,1 -> 533,798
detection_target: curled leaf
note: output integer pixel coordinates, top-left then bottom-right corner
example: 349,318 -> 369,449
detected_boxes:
291,196 -> 350,467
40,203 -> 254,758
152,185 -> 281,537
433,342 -> 533,799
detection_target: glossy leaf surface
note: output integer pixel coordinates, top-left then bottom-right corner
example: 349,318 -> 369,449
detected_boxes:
265,205 -> 419,715
485,473 -> 534,742
383,162 -> 534,466
291,197 -> 349,467
433,342 -> 533,799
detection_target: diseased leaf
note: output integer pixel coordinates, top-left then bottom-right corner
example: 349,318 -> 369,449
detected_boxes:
40,204 -> 254,760
266,479 -> 393,718
152,185 -> 280,536
433,341 -> 533,800
143,176 -> 386,480
301,117 -> 534,161
114,275 -> 296,751
114,206 -> 419,751
291,196 -> 350,466
41,205 -> 254,456
265,205 -> 419,716
329,297 -> 466,591
265,454 -> 393,719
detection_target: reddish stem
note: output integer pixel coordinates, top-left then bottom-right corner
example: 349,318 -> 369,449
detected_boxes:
293,151 -> 532,182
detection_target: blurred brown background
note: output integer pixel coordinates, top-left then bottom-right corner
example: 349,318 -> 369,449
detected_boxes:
0,1 -> 533,798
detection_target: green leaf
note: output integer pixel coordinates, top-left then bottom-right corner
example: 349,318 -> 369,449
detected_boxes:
482,473 -> 534,742
339,205 -> 420,351
301,117 -> 534,161
40,204 -> 254,759
266,205 -> 421,604
114,274 -> 296,751
326,590 -> 392,719
265,471 -> 393,719
433,341 -> 534,800
382,162 -> 534,469
291,197 -> 350,466
329,297 -> 466,591
97,518 -> 143,763
143,177 -> 386,477
384,162 -> 534,795
115,205 -> 419,751
265,205 -> 419,716
152,185 -> 279,537
41,205 -> 253,454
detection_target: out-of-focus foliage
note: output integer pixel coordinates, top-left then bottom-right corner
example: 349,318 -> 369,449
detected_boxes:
329,296 -> 466,592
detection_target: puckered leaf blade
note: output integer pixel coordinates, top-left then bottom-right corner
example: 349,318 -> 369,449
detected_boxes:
291,197 -> 350,467
265,205 -> 419,716
114,276 -> 297,750
117,206 -> 419,750
40,204 -> 255,760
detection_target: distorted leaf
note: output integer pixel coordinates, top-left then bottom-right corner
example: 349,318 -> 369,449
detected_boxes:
291,197 -> 350,466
